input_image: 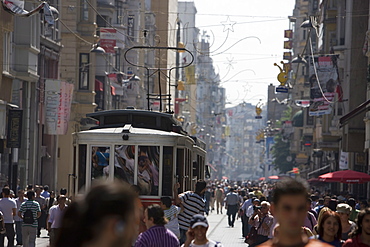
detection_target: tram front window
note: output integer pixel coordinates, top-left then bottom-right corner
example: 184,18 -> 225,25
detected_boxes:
91,146 -> 110,180
138,146 -> 159,196
114,145 -> 135,185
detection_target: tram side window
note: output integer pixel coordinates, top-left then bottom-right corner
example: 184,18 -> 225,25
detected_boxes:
137,146 -> 159,196
78,145 -> 87,192
114,145 -> 135,185
162,147 -> 173,196
176,149 -> 185,192
91,146 -> 110,180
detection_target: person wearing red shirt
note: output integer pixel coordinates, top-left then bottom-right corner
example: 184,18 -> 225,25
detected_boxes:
343,208 -> 370,247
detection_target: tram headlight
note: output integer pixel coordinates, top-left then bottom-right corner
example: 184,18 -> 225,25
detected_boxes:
122,134 -> 129,140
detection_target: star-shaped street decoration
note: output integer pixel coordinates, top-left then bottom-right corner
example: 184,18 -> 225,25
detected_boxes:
225,55 -> 236,70
221,16 -> 236,32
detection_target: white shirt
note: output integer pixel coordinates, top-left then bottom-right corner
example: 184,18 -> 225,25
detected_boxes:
14,197 -> 27,222
0,197 -> 17,223
182,240 -> 223,247
48,204 -> 67,229
246,204 -> 255,217
164,205 -> 181,238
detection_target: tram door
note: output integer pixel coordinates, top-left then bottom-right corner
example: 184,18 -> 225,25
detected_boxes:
176,149 -> 185,192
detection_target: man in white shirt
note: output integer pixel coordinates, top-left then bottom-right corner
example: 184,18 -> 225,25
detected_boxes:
0,187 -> 17,247
47,195 -> 67,246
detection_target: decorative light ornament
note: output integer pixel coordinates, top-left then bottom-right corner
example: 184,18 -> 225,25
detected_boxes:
274,61 -> 289,93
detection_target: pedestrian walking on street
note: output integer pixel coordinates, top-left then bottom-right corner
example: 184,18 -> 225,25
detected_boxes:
14,190 -> 27,246
34,187 -> 46,238
182,214 -> 223,247
160,196 -> 181,239
135,204 -> 179,247
0,187 -> 17,247
224,188 -> 239,228
257,178 -> 332,247
47,195 -> 68,247
173,180 -> 206,245
55,181 -> 137,247
215,186 -> 224,214
18,191 -> 41,247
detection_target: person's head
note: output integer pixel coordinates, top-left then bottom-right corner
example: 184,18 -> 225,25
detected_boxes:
324,196 -> 331,206
160,196 -> 172,209
56,181 -> 137,247
144,204 -> 167,229
195,180 -> 207,195
2,187 -> 10,197
26,191 -> 35,201
27,184 -> 33,191
189,214 -> 209,242
318,211 -> 342,241
18,190 -> 24,198
58,195 -> 67,205
328,199 -> 338,211
270,178 -> 310,236
261,201 -> 270,215
253,198 -> 260,206
60,188 -> 67,196
229,188 -> 234,192
318,198 -> 324,206
50,191 -> 55,198
347,198 -> 356,209
350,208 -> 370,237
336,203 -> 351,222
35,187 -> 42,196
43,185 -> 49,192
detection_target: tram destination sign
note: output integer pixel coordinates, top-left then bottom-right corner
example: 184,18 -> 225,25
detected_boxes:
7,109 -> 23,148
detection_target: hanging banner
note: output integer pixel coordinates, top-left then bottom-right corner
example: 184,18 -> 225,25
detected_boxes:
339,151 -> 349,170
100,28 -> 117,54
45,80 -> 74,135
308,55 -> 339,116
7,109 -> 23,148
45,79 -> 60,135
57,81 -> 74,135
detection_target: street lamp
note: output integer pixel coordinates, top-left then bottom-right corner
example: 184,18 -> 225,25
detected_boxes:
90,44 -> 106,54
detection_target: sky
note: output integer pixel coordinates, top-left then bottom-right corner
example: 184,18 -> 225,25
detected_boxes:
192,0 -> 296,106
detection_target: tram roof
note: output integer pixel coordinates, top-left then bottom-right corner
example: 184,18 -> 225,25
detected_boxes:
78,126 -> 184,137
86,109 -> 186,134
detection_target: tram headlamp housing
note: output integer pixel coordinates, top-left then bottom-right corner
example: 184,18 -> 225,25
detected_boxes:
122,134 -> 129,140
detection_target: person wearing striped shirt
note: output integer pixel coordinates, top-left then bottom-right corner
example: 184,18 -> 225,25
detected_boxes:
18,191 -> 41,247
135,204 -> 179,247
174,180 -> 207,245
161,196 -> 181,238
248,201 -> 274,247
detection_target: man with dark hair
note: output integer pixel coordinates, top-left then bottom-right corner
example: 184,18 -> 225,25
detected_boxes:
174,180 -> 206,245
258,178 -> 331,247
347,198 -> 360,222
0,187 -> 17,247
18,191 -> 41,247
160,196 -> 181,238
34,187 -> 46,238
134,204 -> 179,247
343,208 -> 370,246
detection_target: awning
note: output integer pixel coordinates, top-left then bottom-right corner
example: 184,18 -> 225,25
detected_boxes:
95,79 -> 103,91
340,99 -> 370,127
111,86 -> 116,95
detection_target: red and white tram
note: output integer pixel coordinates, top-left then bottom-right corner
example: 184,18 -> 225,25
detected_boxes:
73,109 -> 207,206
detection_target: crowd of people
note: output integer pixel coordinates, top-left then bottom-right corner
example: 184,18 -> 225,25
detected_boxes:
0,184 -> 69,247
3,178 -> 370,247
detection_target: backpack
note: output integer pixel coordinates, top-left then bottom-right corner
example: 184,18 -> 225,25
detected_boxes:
23,208 -> 34,224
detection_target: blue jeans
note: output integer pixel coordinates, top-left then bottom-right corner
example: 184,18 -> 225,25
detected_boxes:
15,221 -> 22,245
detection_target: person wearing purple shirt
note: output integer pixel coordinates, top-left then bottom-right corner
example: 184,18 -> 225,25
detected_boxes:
135,204 -> 179,247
